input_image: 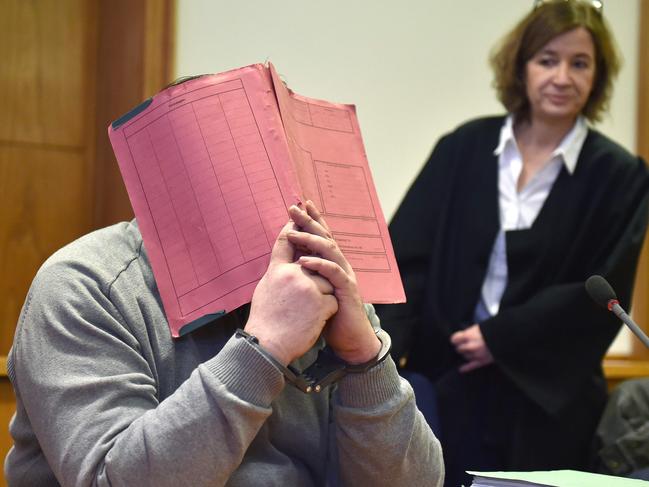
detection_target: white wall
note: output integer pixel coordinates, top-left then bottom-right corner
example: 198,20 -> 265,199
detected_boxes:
176,0 -> 639,219
176,0 -> 641,354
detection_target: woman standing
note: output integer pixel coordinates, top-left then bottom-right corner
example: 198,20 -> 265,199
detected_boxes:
377,1 -> 649,486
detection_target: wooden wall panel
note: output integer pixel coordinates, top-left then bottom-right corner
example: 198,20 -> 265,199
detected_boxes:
0,148 -> 90,354
0,0 -> 91,147
0,0 -> 98,359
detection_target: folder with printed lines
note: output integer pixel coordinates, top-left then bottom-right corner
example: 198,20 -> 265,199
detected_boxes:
108,63 -> 405,337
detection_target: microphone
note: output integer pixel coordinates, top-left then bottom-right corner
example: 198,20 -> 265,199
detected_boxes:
585,275 -> 649,349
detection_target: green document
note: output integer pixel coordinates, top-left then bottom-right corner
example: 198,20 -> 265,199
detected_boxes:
468,470 -> 649,487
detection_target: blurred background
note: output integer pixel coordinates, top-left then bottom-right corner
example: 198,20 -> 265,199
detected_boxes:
0,1 -> 647,484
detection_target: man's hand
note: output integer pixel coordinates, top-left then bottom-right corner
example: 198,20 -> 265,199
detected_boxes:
450,324 -> 494,373
287,201 -> 381,365
244,220 -> 338,366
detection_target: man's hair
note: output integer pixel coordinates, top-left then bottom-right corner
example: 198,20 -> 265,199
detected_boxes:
489,0 -> 621,123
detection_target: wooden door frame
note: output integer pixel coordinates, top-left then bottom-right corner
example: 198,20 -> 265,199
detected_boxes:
630,0 -> 649,358
600,0 -> 649,385
93,0 -> 176,228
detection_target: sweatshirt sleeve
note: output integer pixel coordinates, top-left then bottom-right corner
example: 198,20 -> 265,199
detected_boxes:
332,306 -> 445,487
8,262 -> 286,487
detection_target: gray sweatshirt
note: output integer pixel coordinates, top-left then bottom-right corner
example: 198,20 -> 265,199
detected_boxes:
4,221 -> 443,486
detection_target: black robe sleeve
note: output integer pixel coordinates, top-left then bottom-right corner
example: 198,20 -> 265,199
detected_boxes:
377,117 -> 503,364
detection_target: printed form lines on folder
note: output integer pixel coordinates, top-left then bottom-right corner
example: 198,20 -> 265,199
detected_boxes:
111,65 -> 406,325
219,88 -> 276,262
127,122 -> 200,297
123,78 -> 287,300
289,98 -> 354,133
177,254 -> 269,315
229,86 -> 287,253
122,79 -> 245,138
153,115 -> 219,294
314,160 -> 375,219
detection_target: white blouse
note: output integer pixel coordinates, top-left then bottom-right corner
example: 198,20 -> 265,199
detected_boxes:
474,115 -> 588,321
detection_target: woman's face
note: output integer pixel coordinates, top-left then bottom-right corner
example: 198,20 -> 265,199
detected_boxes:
524,27 -> 596,124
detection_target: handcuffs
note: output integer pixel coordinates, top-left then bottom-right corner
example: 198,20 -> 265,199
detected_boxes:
235,328 -> 392,393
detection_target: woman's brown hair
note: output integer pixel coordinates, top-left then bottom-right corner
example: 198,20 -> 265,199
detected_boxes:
490,0 -> 621,123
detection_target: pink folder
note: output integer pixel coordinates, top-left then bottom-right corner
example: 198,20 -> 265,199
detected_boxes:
109,63 -> 405,337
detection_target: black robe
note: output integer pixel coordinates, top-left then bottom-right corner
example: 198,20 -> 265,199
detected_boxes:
376,116 -> 649,486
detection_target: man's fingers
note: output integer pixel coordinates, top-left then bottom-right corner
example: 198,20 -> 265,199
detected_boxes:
298,255 -> 352,292
304,200 -> 331,232
321,293 -> 339,317
287,231 -> 350,273
269,222 -> 297,264
302,267 -> 335,295
288,203 -> 332,239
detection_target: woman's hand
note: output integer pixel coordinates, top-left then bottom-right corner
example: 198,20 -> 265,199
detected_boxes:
450,324 -> 494,373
